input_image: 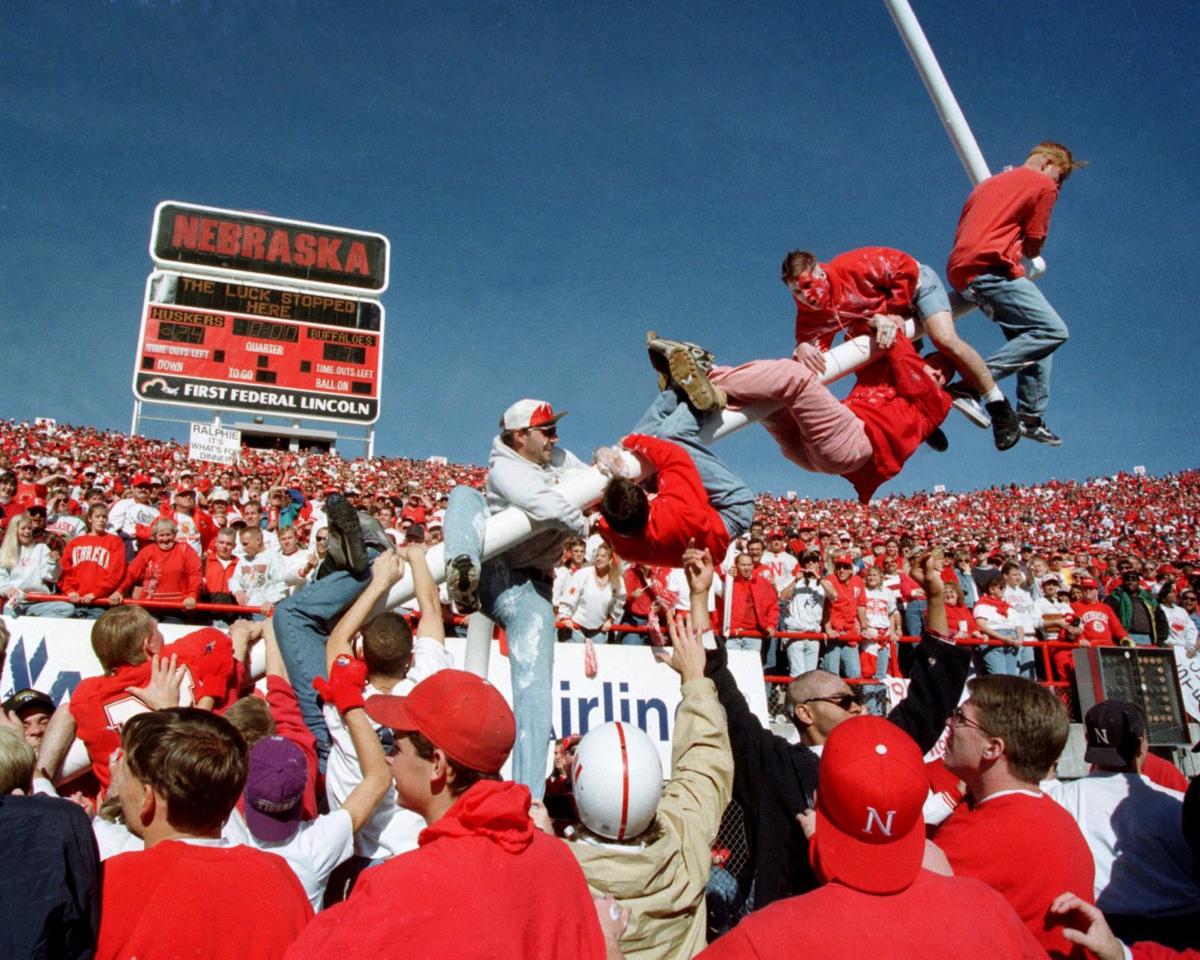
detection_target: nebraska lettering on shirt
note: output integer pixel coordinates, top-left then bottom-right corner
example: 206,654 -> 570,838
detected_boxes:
69,543 -> 113,567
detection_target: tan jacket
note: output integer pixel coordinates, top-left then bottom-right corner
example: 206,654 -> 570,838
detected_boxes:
568,678 -> 733,960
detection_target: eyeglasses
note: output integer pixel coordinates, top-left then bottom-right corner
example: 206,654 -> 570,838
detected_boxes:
316,535 -> 329,542
950,706 -> 994,736
528,426 -> 557,439
801,692 -> 859,711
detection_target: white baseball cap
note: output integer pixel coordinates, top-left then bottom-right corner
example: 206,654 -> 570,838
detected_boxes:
499,399 -> 567,432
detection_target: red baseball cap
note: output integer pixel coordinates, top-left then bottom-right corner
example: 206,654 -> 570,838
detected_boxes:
833,554 -> 854,567
499,399 -> 566,432
1079,577 -> 1099,589
365,670 -> 515,774
131,473 -> 152,487
811,716 -> 928,895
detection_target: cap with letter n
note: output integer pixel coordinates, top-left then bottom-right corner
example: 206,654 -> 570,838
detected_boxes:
811,715 -> 928,894
499,399 -> 567,432
1083,699 -> 1145,766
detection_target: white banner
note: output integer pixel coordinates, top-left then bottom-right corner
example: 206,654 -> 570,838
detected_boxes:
188,422 -> 241,466
1,617 -> 768,780
1174,647 -> 1200,725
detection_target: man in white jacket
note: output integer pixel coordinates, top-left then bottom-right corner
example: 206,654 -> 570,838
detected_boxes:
443,399 -> 590,798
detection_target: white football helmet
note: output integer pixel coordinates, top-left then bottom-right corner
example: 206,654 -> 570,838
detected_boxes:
572,721 -> 663,840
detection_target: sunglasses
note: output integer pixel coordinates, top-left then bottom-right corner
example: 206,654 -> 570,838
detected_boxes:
950,705 -> 993,736
528,426 -> 557,439
801,691 -> 859,711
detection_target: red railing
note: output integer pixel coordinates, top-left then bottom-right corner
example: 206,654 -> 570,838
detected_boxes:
16,592 -> 265,617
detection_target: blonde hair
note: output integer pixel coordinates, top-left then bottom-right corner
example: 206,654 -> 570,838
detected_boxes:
0,728 -> 36,794
1028,141 -> 1087,180
0,513 -> 31,572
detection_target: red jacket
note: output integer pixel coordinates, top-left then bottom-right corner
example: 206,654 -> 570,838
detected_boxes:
729,574 -> 778,636
203,553 -> 238,595
121,542 -> 202,600
842,337 -> 951,503
794,246 -> 920,351
599,434 -> 731,567
287,781 -> 606,960
59,532 -> 126,597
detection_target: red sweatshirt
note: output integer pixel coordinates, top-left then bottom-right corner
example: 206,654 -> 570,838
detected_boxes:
120,542 -> 202,600
98,841 -> 311,960
287,781 -> 605,960
599,434 -> 731,567
203,553 -> 238,595
1070,601 -> 1128,645
60,532 -> 126,597
794,246 -> 920,351
842,337 -> 951,503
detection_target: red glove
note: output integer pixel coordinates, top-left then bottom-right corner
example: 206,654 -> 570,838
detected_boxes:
313,654 -> 368,714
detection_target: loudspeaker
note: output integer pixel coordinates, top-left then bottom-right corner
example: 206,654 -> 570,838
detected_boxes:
1073,646 -> 1189,746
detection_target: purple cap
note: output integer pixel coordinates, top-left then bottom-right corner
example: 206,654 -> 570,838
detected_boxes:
243,736 -> 307,842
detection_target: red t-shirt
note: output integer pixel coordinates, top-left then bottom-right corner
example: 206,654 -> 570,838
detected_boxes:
69,629 -> 236,791
697,870 -> 1046,959
934,791 -> 1095,960
822,574 -> 865,637
947,166 -> 1059,289
97,840 -> 311,960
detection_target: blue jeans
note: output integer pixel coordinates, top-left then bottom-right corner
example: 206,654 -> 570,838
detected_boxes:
981,631 -> 1021,676
785,638 -> 820,675
822,641 -> 861,679
873,641 -> 891,680
962,274 -> 1069,419
902,598 -> 927,638
618,612 -> 648,645
273,563 -> 373,770
12,599 -> 75,618
632,390 -> 755,539
726,635 -> 764,657
1127,633 -> 1152,646
445,486 -> 556,800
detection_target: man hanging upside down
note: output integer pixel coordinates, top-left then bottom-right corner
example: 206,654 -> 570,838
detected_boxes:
647,330 -> 953,504
594,388 -> 755,568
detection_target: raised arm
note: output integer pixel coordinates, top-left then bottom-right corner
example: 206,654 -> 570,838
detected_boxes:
37,703 -> 78,781
314,656 -> 390,833
327,551 -> 406,671
403,543 -> 445,644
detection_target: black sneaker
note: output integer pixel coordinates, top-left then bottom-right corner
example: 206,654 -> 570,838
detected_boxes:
987,398 -> 1021,451
924,428 -> 949,452
325,494 -> 369,575
1019,416 -> 1063,447
446,554 -> 481,614
945,382 -> 990,429
356,511 -> 395,554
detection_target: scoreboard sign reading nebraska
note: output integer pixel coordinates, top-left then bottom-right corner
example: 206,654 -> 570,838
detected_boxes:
133,272 -> 385,424
150,201 -> 389,294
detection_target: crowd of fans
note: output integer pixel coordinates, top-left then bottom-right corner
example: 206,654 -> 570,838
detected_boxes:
1,416 -> 1198,958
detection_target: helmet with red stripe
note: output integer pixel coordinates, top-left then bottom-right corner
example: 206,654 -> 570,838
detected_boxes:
572,722 -> 663,841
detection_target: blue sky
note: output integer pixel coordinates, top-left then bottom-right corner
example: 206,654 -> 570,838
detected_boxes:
1,1 -> 1196,499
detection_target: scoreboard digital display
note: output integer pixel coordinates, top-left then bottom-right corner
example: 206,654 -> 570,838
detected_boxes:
132,272 -> 384,424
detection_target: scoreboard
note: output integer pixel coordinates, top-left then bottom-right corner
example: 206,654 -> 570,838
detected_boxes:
133,272 -> 384,424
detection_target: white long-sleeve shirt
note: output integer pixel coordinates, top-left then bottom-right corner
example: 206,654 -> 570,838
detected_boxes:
558,566 -> 625,629
228,550 -> 289,606
0,543 -> 61,593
